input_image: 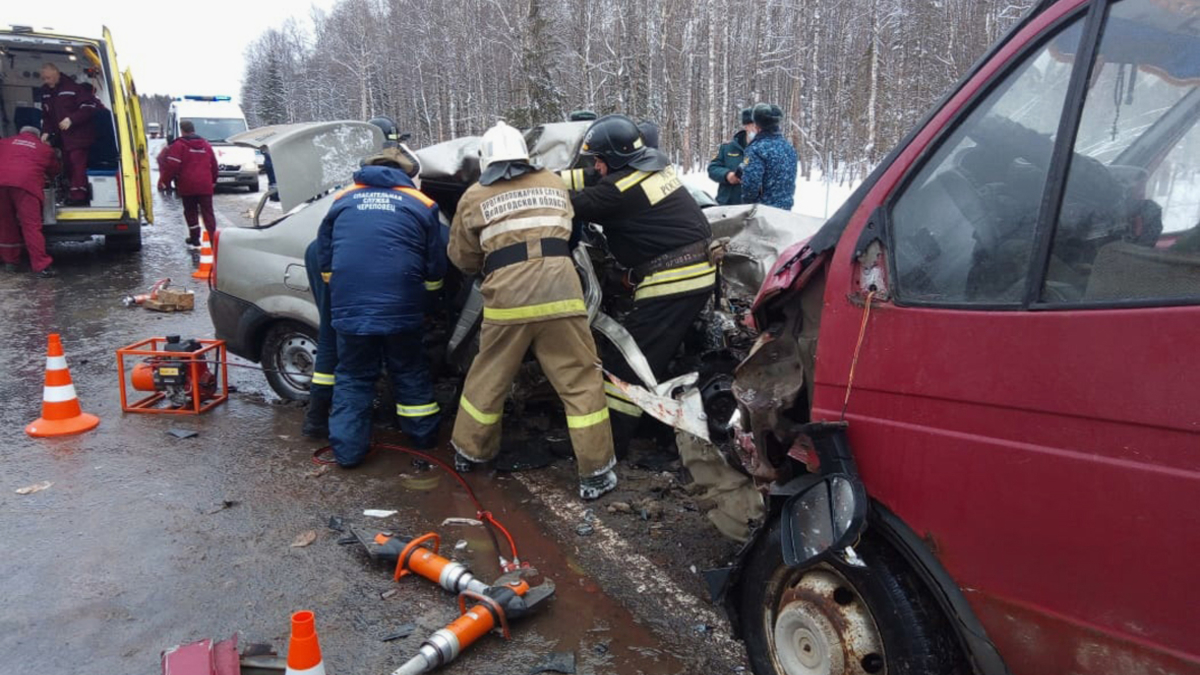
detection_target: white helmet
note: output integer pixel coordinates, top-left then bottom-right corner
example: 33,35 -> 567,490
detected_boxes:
479,120 -> 529,169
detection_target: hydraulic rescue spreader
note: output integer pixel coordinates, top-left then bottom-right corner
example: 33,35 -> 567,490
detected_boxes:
350,528 -> 555,675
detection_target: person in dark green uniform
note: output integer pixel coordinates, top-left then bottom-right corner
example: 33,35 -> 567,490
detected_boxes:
707,108 -> 755,205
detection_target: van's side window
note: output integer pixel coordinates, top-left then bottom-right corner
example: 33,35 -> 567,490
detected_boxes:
1041,0 -> 1200,304
890,17 -> 1085,305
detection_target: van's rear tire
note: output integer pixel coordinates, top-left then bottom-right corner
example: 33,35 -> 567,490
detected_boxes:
261,321 -> 318,401
738,516 -> 967,675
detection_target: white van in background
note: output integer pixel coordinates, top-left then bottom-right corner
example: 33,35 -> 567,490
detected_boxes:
166,95 -> 259,191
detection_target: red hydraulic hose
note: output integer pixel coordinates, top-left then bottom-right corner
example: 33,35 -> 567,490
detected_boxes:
311,442 -> 521,569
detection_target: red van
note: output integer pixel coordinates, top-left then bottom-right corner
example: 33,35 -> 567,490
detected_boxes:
720,1 -> 1200,674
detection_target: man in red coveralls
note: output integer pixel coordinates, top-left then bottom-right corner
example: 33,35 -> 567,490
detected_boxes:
38,63 -> 99,206
0,126 -> 61,277
160,120 -> 219,246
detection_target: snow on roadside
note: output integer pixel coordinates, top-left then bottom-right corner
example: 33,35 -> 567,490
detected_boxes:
681,163 -> 862,222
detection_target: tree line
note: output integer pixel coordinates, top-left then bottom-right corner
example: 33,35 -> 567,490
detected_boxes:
239,0 -> 1037,182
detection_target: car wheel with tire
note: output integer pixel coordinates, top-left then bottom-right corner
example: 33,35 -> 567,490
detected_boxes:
247,180 -> 260,193
739,516 -> 967,675
261,321 -> 318,401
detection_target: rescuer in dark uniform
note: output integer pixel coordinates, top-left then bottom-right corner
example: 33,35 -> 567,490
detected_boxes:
567,114 -> 715,455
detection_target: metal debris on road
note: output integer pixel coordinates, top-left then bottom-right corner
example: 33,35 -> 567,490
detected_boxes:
327,516 -> 345,532
15,481 -> 53,495
441,517 -> 482,527
290,530 -> 318,548
454,540 -> 469,552
380,589 -> 398,600
575,523 -> 595,537
203,500 -> 238,515
381,624 -> 417,642
528,651 -> 577,674
364,509 -> 398,518
167,429 -> 200,439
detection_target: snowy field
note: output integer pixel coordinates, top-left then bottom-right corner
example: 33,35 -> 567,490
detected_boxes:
680,165 -> 861,222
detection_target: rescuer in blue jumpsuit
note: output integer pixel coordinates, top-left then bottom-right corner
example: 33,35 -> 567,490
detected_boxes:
317,155 -> 446,467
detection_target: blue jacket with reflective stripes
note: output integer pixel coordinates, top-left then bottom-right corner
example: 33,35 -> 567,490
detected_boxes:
317,166 -> 446,335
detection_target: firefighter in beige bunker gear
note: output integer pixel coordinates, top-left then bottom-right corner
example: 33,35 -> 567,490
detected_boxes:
449,121 -> 617,500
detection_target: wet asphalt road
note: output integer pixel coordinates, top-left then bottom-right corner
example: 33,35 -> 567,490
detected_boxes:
0,160 -> 749,675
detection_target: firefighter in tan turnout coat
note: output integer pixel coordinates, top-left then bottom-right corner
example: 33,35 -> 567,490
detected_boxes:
448,121 -> 618,500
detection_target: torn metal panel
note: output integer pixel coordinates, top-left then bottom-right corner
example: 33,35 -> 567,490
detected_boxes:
732,328 -> 807,482
707,204 -> 825,299
414,136 -> 482,184
592,313 -> 659,389
524,122 -> 592,171
228,122 -> 382,212
606,373 -> 710,441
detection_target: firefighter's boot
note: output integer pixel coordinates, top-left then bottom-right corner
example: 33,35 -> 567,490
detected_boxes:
579,469 -> 618,500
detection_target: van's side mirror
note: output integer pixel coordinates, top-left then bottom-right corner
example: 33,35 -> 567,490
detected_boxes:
780,474 -> 868,567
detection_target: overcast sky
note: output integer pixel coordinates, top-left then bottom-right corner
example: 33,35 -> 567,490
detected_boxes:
6,0 -> 338,101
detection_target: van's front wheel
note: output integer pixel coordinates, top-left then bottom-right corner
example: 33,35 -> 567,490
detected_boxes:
739,517 -> 966,675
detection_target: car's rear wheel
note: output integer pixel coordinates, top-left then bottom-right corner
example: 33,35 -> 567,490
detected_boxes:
739,516 -> 967,675
261,321 -> 318,401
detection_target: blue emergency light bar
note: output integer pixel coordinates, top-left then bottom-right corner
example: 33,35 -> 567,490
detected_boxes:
175,95 -> 232,102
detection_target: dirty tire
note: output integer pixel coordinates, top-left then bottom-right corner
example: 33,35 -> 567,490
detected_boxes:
261,321 -> 318,401
739,516 -> 966,675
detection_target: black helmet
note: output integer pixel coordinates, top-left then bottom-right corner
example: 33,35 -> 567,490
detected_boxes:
580,114 -> 647,170
740,107 -> 753,125
637,120 -> 660,150
751,103 -> 784,131
368,115 -> 400,147
569,109 -> 598,122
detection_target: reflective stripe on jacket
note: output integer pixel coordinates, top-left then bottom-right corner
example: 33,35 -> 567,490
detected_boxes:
317,165 -> 447,335
161,135 -> 219,196
449,169 -> 585,325
570,164 -> 711,269
0,132 -> 60,200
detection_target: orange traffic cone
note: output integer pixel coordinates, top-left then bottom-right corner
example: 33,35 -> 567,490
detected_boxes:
26,333 -> 100,438
192,228 -> 214,280
285,610 -> 327,675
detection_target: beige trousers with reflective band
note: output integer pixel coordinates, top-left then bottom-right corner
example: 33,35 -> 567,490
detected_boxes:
453,317 -> 615,477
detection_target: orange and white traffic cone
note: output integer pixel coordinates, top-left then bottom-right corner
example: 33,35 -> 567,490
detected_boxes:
192,228 -> 214,280
26,333 -> 100,438
285,610 -> 327,675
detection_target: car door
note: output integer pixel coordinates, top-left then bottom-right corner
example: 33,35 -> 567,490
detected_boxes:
812,1 -> 1200,673
123,68 -> 154,225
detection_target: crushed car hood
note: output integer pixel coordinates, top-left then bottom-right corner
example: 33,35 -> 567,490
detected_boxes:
706,205 -> 825,298
227,122 -> 382,212
416,121 -> 593,185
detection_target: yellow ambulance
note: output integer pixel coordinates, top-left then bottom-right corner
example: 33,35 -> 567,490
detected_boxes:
0,25 -> 152,250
